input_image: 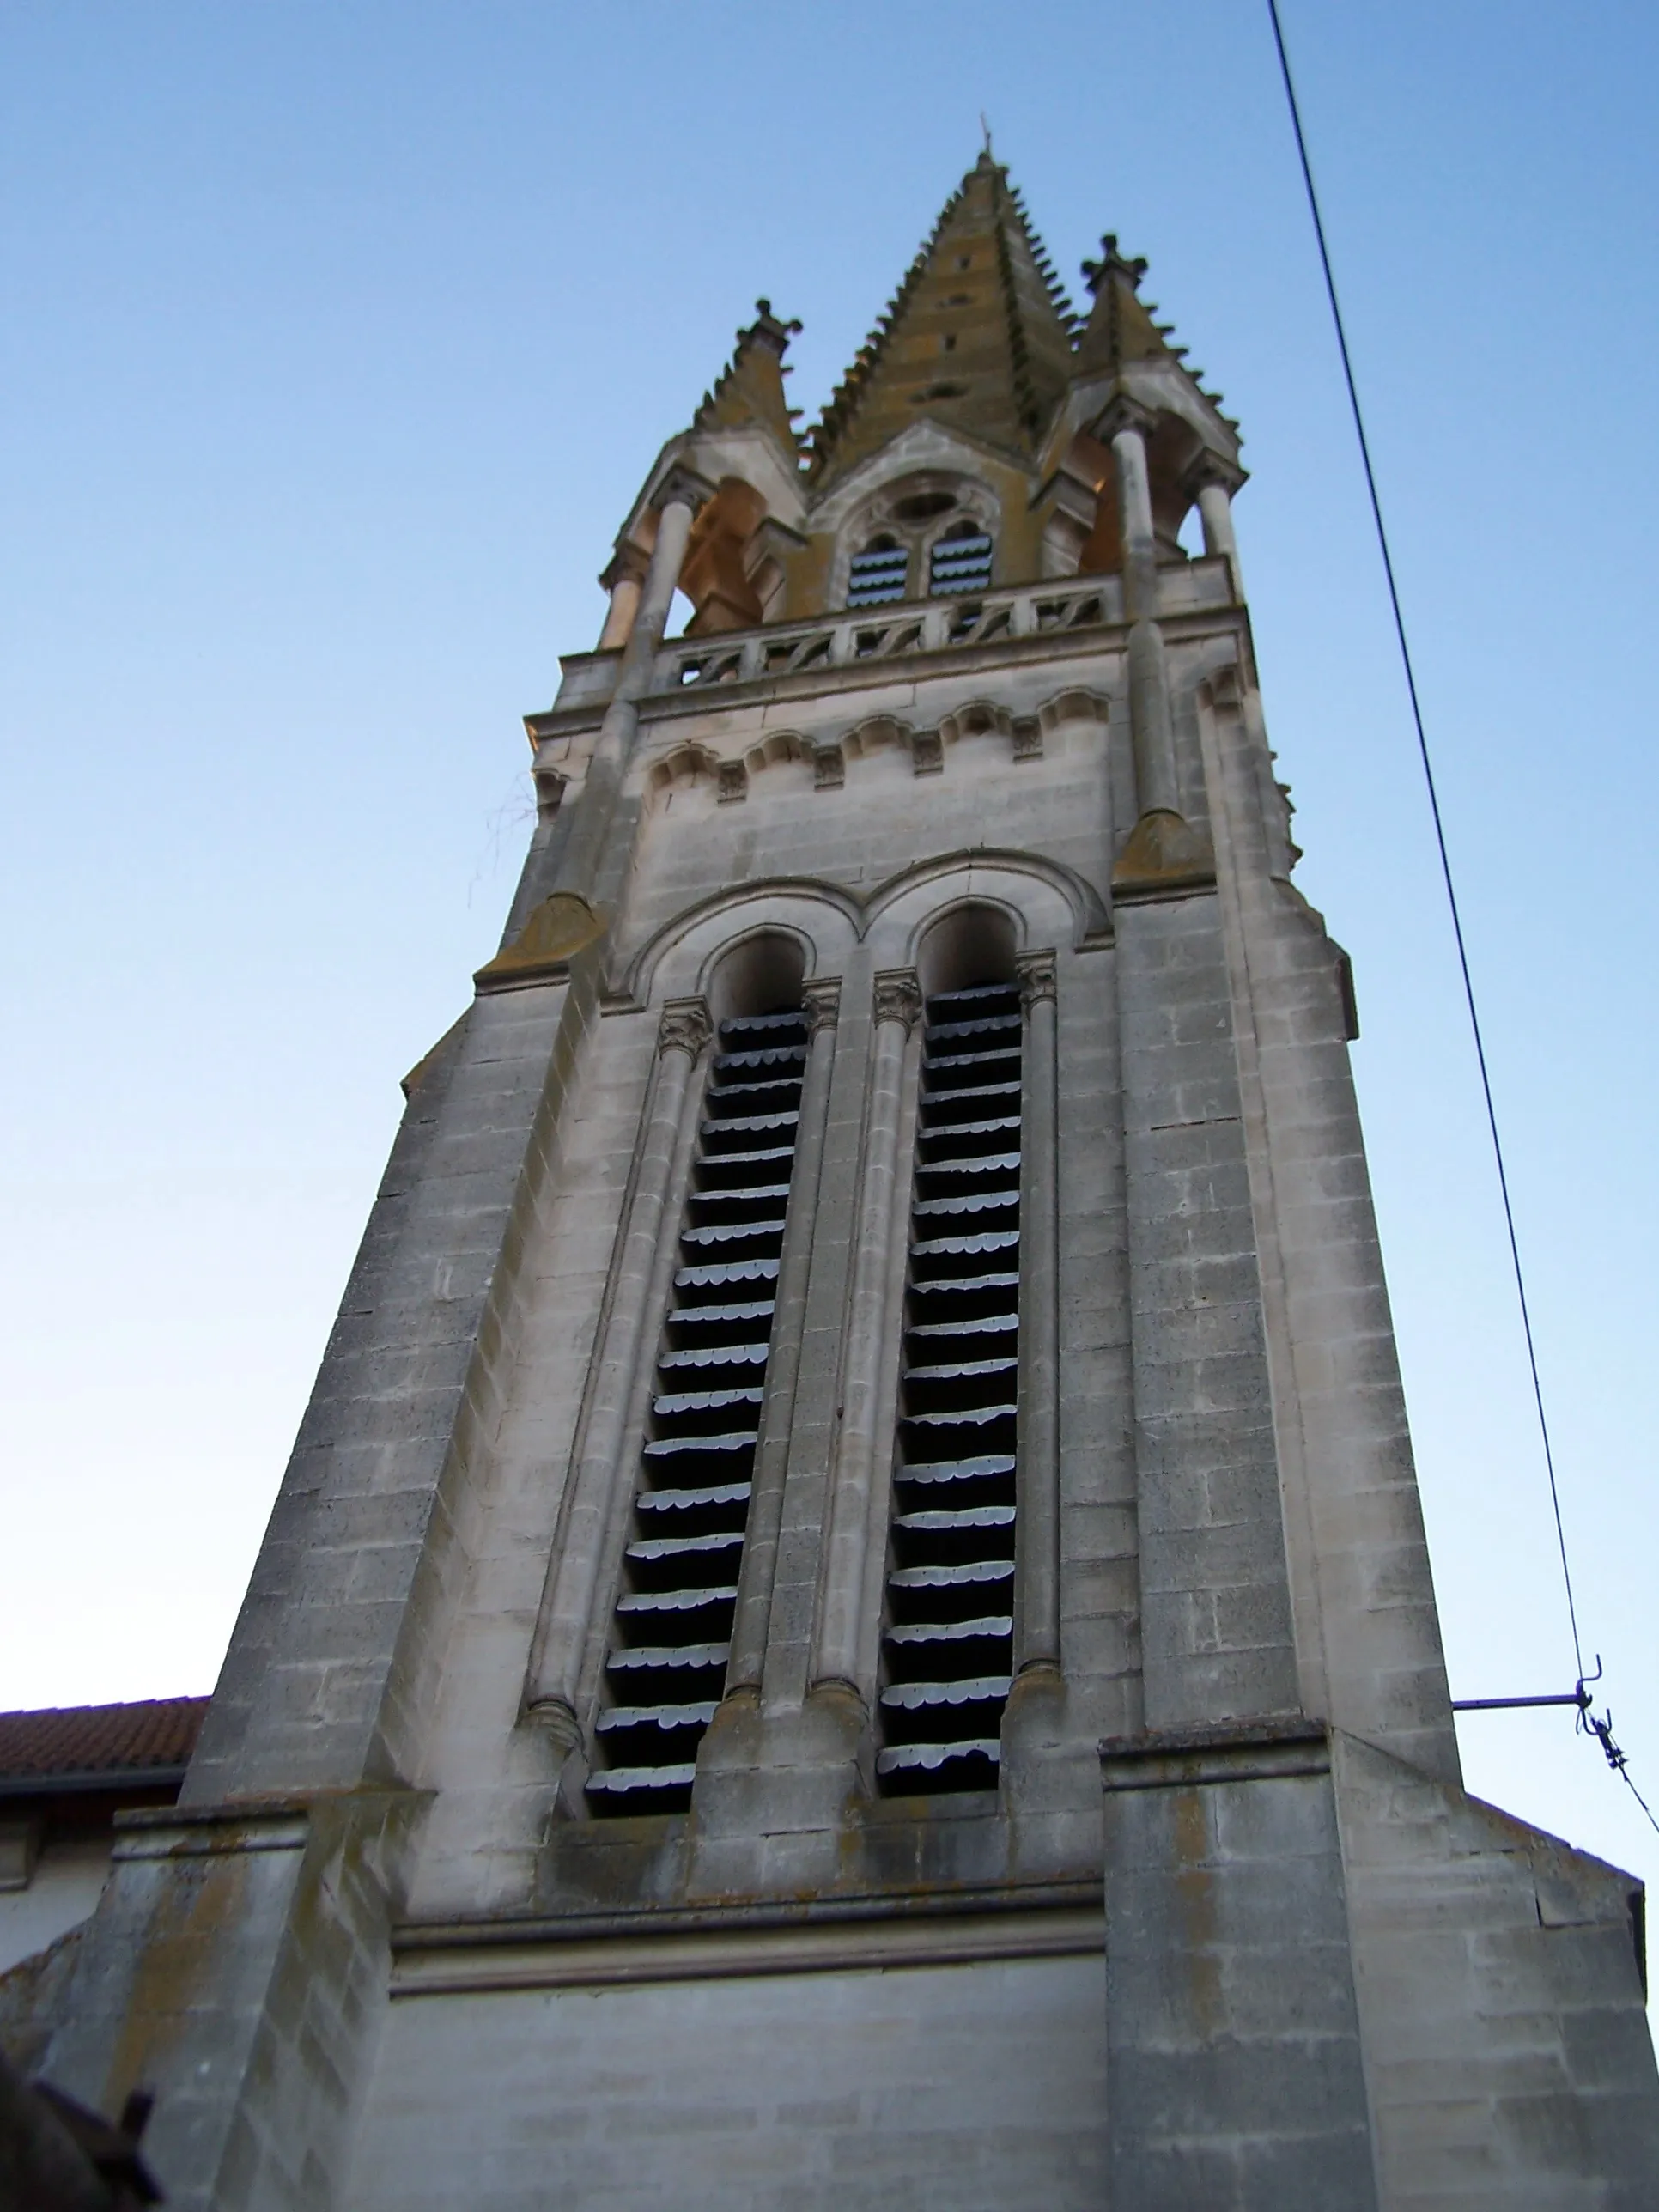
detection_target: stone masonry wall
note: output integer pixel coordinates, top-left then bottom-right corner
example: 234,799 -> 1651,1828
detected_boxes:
343,1954 -> 1106,2212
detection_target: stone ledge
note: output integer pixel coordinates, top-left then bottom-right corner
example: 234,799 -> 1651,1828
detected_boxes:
1099,1715 -> 1328,1791
392,1883 -> 1104,1995
112,1807 -> 310,1861
1110,808 -> 1218,901
398,1873 -> 1101,1952
473,893 -> 604,993
111,1784 -> 427,1860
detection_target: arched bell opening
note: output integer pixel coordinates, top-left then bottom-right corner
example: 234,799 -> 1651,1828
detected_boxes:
915,901 -> 1018,1000
1072,410 -> 1241,574
587,927 -> 811,1821
1039,429 -> 1115,580
705,928 -> 808,1030
877,896 -> 1026,1800
678,477 -> 770,635
1147,416 -> 1206,562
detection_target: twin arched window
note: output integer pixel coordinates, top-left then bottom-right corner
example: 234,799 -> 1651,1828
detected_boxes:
586,915 -> 1035,1813
845,494 -> 997,611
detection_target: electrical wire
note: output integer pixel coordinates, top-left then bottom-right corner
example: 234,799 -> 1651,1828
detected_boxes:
1265,0 -> 1582,1677
1266,3 -> 1657,1843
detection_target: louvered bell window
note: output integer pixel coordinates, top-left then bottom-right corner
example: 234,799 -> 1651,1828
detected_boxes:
928,523 -> 994,597
586,1005 -> 807,1817
846,537 -> 909,609
877,979 -> 1023,1795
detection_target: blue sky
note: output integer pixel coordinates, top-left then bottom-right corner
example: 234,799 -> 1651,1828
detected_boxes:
4,2 -> 1657,1924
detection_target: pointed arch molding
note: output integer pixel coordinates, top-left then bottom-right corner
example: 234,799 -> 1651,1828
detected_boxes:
615,848 -> 1109,1011
806,418 -> 1025,534
656,683 -> 1110,800
647,741 -> 721,794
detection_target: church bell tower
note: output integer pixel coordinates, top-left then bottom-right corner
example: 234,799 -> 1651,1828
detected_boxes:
33,154 -> 1659,2208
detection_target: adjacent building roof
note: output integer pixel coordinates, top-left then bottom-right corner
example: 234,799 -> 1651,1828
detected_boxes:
0,1698 -> 208,1790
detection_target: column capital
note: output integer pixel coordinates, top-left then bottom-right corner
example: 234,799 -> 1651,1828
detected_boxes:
1016,950 -> 1058,1009
599,539 -> 651,593
653,465 -> 716,520
657,997 -> 712,1059
1097,393 -> 1158,447
1182,449 -> 1247,500
872,969 -> 923,1032
803,978 -> 842,1037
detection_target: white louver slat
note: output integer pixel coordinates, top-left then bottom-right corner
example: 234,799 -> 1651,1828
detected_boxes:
846,538 -> 910,608
927,529 -> 994,597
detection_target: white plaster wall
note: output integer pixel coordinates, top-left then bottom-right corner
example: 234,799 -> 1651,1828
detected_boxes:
0,1839 -> 110,1975
345,1955 -> 1105,2212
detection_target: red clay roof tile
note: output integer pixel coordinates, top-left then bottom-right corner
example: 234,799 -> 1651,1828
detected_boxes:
0,1698 -> 209,1781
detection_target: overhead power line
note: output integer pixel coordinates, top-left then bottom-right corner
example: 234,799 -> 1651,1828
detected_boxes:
1264,2 -> 1656,1841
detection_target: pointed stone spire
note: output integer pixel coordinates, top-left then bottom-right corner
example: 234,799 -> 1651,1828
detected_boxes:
806,153 -> 1079,489
1075,234 -> 1164,375
1075,234 -> 1235,425
693,299 -> 804,457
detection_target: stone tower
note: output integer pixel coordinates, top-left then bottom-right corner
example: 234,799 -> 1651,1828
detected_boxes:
30,155 -> 1659,2208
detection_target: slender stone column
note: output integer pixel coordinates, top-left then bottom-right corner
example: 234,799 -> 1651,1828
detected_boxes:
595,540 -> 649,651
558,470 -> 710,905
1191,454 -> 1247,602
1124,624 -> 1181,820
1196,482 -> 1237,568
1107,404 -> 1180,821
811,969 -> 921,1698
1014,950 -> 1061,1678
1109,404 -> 1159,624
724,977 -> 842,1700
524,997 -> 712,1742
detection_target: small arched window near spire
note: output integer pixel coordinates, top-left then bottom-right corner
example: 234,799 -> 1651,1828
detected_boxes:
847,534 -> 910,609
928,518 -> 994,597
